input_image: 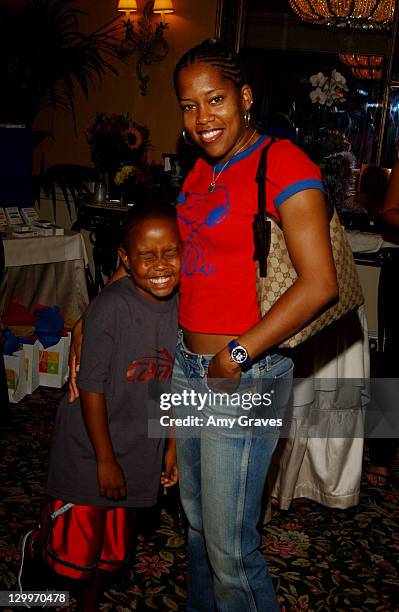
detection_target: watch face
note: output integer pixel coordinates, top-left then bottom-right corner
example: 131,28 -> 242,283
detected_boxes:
231,346 -> 248,364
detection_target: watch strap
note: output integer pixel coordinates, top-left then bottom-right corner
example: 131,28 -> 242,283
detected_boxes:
227,339 -> 252,371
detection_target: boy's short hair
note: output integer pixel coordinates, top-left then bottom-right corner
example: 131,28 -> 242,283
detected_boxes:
122,202 -> 177,249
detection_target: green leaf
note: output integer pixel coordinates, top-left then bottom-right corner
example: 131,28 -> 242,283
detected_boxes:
147,586 -> 165,595
166,536 -> 185,548
162,595 -> 179,611
144,596 -> 158,609
332,574 -> 341,586
34,163 -> 98,222
289,583 -> 298,596
159,550 -> 174,564
0,0 -> 121,127
174,585 -> 186,599
292,559 -> 311,567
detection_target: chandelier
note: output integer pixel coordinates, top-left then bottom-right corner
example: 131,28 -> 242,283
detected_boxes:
339,53 -> 383,67
351,67 -> 383,78
339,53 -> 384,79
289,0 -> 395,29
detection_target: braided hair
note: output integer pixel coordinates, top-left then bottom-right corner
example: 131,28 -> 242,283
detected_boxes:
173,39 -> 248,91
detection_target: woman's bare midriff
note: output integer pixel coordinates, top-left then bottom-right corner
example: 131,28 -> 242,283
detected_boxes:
183,329 -> 236,355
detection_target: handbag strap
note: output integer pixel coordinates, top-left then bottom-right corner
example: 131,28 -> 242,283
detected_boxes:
256,137 -> 276,217
253,137 -> 276,278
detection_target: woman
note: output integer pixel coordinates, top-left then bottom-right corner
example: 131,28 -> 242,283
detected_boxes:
69,39 -> 338,611
171,40 -> 337,612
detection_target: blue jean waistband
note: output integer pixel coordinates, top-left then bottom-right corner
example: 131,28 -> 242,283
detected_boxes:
176,329 -> 291,376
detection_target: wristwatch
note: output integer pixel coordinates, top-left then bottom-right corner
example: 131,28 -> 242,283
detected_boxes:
227,339 -> 252,371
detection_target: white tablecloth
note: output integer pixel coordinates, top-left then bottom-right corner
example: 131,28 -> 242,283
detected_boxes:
0,232 -> 89,328
346,230 -> 398,253
263,230 -> 385,516
2,231 -> 88,267
268,306 -> 369,514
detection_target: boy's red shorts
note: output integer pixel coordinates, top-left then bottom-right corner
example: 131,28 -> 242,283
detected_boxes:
38,498 -> 134,580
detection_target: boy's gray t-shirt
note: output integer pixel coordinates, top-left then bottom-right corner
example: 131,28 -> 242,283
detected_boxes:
46,276 -> 178,507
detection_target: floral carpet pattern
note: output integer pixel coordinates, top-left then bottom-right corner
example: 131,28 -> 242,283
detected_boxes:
0,386 -> 398,611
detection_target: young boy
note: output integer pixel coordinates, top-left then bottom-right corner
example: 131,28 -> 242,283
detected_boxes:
22,202 -> 181,611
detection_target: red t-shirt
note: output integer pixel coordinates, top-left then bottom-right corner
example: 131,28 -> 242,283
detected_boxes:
177,135 -> 325,335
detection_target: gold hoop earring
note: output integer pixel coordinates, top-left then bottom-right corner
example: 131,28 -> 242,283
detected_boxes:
182,129 -> 195,146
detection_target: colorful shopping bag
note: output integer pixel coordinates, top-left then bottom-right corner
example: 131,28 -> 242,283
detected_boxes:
14,340 -> 40,395
3,353 -> 27,403
38,333 -> 71,388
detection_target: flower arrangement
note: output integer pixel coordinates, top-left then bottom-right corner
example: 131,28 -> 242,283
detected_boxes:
309,69 -> 348,107
304,69 -> 357,216
86,113 -> 151,174
114,164 -> 146,186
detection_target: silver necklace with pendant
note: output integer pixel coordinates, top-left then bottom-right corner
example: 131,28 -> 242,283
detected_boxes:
208,130 -> 257,193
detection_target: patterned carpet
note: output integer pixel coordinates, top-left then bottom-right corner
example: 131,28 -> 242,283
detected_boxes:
0,386 -> 398,611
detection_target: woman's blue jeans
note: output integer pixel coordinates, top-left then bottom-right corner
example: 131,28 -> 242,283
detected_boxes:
172,331 -> 293,612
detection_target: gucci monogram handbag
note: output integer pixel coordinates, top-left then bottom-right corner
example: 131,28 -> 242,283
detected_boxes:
253,139 -> 364,349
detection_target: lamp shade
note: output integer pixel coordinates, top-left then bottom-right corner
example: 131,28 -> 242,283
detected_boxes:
118,0 -> 137,12
153,0 -> 174,14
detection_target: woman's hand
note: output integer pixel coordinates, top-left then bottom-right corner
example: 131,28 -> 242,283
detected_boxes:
207,347 -> 241,392
97,460 -> 127,501
68,318 -> 83,402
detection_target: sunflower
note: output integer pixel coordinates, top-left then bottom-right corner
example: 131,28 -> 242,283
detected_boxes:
124,126 -> 143,151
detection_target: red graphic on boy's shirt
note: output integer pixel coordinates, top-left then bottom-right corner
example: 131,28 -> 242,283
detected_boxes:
125,348 -> 173,382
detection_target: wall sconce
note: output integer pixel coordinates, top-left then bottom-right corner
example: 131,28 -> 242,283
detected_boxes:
117,0 -> 175,96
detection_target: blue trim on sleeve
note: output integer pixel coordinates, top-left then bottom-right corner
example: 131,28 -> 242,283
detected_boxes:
274,179 -> 326,208
177,192 -> 186,204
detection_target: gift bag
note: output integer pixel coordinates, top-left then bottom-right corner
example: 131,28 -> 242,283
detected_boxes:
3,353 -> 27,403
15,340 -> 40,395
38,333 -> 71,388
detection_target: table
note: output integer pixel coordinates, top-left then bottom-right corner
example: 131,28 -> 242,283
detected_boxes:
346,230 -> 398,256
346,230 -> 399,351
270,230 -> 378,514
0,231 -> 89,328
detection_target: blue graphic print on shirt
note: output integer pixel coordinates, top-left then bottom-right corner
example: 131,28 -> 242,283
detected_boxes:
177,186 -> 230,276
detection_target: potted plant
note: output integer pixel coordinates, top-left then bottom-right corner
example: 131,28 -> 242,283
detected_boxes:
86,112 -> 151,202
0,0 -> 123,220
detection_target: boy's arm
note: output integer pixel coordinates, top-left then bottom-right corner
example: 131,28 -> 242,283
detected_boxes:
80,390 -> 127,501
68,318 -> 83,402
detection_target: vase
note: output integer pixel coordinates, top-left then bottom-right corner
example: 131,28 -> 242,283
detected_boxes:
107,172 -> 122,201
94,173 -> 108,203
121,181 -> 136,206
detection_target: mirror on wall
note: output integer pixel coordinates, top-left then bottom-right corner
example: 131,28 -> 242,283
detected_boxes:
380,87 -> 399,169
243,48 -> 385,165
240,47 -> 386,218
